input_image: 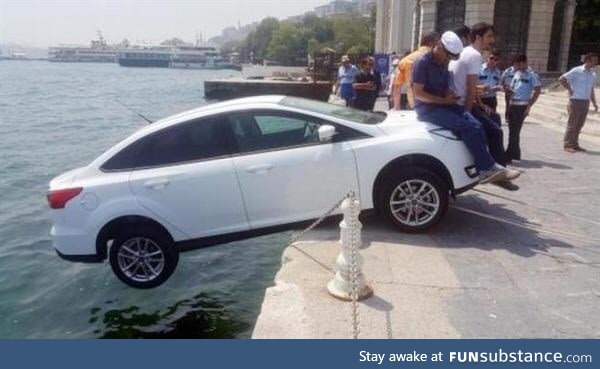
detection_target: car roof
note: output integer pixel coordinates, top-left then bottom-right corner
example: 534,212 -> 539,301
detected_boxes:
158,95 -> 286,123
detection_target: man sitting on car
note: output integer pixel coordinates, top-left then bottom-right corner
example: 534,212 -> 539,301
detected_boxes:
411,31 -> 513,185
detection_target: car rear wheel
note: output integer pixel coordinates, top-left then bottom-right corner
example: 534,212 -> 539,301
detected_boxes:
379,167 -> 449,232
109,226 -> 179,289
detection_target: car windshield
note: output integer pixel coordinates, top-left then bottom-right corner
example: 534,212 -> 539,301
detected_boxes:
279,96 -> 387,124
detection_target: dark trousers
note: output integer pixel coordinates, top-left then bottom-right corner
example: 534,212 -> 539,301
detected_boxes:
564,99 -> 590,148
400,94 -> 409,110
506,104 -> 528,161
417,105 -> 495,171
504,93 -> 511,121
481,96 -> 498,113
471,106 -> 506,166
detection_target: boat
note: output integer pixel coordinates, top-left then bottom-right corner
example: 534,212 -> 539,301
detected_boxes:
169,46 -> 241,70
117,44 -> 241,70
117,46 -> 171,68
48,32 -> 117,63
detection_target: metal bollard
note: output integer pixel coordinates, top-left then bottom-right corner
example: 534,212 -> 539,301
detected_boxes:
327,194 -> 373,301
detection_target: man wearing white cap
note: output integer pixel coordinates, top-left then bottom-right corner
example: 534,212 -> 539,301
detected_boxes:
411,31 -> 510,184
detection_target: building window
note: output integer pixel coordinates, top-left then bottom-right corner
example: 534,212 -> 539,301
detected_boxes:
435,0 -> 465,33
493,0 -> 531,67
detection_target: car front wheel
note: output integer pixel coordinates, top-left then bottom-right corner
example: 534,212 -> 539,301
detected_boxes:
379,167 -> 449,232
109,226 -> 179,289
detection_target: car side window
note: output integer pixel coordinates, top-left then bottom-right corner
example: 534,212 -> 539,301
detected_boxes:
228,111 -> 322,153
134,117 -> 230,168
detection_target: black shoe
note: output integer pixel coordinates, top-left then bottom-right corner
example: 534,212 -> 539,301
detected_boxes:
492,180 -> 519,191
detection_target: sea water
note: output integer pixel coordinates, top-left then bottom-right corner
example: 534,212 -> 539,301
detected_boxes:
0,61 -> 289,338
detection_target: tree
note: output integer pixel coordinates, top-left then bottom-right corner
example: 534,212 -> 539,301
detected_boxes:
239,17 -> 280,61
332,15 -> 372,55
267,23 -> 310,65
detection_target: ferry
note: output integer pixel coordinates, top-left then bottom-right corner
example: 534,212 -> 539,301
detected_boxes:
48,32 -> 117,63
117,45 -> 241,70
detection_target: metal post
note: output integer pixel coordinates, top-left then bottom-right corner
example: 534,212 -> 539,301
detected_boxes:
327,193 -> 373,302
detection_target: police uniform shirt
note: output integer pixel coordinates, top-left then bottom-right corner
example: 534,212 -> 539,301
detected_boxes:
510,69 -> 541,104
479,63 -> 501,98
501,66 -> 515,88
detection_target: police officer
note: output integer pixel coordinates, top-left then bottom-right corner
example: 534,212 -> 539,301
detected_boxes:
479,49 -> 502,112
505,54 -> 541,163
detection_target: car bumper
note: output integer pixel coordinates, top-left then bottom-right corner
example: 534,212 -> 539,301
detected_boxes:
51,225 -> 101,263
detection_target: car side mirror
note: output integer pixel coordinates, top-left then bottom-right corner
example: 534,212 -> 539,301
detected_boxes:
318,125 -> 336,142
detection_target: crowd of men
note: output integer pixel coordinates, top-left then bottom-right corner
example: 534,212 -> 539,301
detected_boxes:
336,23 -> 598,191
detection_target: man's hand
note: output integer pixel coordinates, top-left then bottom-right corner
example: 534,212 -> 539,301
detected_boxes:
593,101 -> 598,112
481,103 -> 493,115
444,91 -> 459,105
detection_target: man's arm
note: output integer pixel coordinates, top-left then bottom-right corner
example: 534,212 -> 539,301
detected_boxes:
525,86 -> 542,116
465,74 -> 478,112
592,88 -> 598,111
413,83 -> 457,105
558,75 -> 573,97
392,62 -> 408,109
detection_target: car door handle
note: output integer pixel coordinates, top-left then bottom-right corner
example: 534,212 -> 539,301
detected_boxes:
244,164 -> 273,174
143,178 -> 170,190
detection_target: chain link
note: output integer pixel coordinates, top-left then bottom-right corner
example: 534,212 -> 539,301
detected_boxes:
286,191 -> 353,247
349,192 -> 360,339
284,190 -> 361,339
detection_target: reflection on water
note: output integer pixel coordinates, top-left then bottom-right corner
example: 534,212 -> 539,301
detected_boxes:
90,293 -> 249,338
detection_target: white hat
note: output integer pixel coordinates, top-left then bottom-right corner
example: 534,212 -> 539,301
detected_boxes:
392,59 -> 400,66
341,55 -> 350,62
440,31 -> 463,58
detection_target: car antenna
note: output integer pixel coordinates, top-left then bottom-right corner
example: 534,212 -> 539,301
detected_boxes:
115,99 -> 153,124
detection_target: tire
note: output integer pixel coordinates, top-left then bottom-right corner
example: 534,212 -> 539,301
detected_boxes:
109,225 -> 179,289
379,167 -> 449,232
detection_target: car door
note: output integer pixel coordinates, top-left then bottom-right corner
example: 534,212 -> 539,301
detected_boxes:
227,109 -> 361,229
129,116 -> 249,239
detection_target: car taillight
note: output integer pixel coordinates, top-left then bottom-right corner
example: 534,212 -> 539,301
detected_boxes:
47,187 -> 83,209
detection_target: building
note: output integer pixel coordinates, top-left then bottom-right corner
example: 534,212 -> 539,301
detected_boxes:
375,0 -> 578,74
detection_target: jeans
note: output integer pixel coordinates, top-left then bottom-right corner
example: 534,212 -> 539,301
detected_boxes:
416,105 -> 496,171
471,106 -> 506,166
481,96 -> 498,112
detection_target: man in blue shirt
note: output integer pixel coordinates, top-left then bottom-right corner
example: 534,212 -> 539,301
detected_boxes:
336,55 -> 359,106
412,31 -> 510,184
559,52 -> 598,152
479,49 -> 502,112
505,54 -> 541,162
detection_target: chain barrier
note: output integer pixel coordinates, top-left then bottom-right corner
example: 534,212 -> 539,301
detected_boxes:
348,191 -> 360,339
285,190 -> 363,339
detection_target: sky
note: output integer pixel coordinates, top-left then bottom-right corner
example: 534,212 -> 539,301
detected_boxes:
0,0 -> 330,48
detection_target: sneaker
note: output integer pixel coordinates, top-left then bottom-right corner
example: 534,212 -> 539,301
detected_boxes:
492,180 -> 519,191
575,146 -> 587,152
564,147 -> 577,153
479,166 -> 508,184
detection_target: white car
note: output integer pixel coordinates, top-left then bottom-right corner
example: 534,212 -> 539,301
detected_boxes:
48,96 -> 479,288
